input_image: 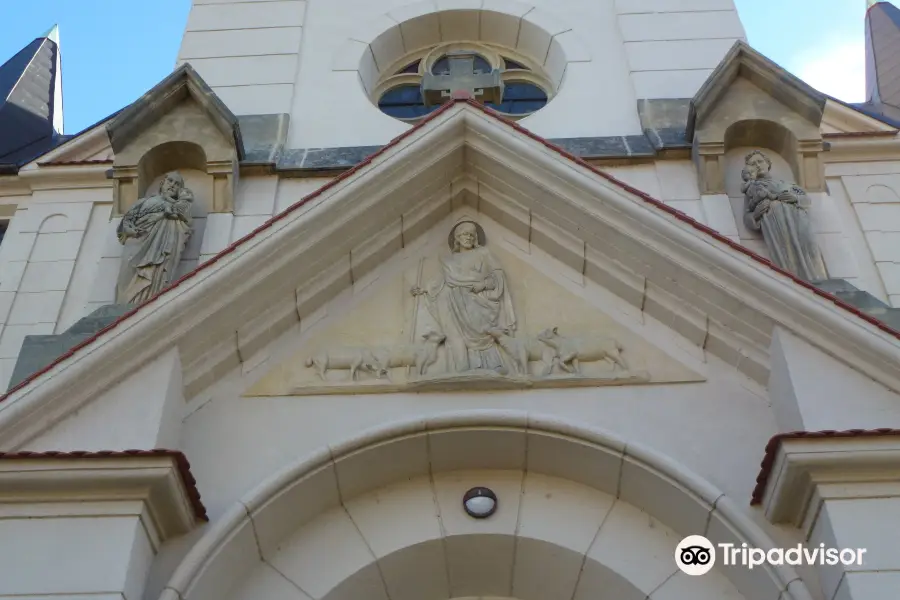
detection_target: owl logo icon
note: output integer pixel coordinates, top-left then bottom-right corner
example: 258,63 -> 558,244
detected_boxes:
675,535 -> 716,576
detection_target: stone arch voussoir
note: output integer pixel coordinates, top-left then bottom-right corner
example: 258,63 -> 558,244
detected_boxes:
160,411 -> 814,600
332,2 -> 591,98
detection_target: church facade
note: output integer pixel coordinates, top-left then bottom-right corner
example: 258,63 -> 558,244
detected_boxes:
1,1 -> 900,599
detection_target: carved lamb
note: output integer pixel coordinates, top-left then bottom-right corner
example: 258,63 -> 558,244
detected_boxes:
536,327 -> 628,374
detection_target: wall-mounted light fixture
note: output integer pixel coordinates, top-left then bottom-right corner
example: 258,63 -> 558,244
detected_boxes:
463,487 -> 497,519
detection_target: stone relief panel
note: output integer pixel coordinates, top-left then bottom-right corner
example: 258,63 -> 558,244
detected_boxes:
247,220 -> 704,396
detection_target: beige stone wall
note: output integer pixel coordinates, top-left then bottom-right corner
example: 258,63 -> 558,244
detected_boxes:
0,187 -> 113,387
178,0 -> 745,147
826,161 -> 900,307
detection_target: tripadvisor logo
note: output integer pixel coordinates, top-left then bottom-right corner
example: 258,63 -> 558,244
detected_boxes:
675,535 -> 867,576
675,535 -> 716,576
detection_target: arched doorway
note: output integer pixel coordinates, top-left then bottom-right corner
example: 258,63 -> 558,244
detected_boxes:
159,412 -> 812,600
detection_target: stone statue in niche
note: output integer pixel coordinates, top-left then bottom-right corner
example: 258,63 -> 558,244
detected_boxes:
116,171 -> 194,305
410,221 -> 517,374
741,150 -> 828,282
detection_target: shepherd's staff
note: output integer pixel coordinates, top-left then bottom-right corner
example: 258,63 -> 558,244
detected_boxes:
408,257 -> 426,378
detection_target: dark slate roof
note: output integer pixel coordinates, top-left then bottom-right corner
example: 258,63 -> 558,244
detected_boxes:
0,26 -> 64,169
866,3 -> 900,112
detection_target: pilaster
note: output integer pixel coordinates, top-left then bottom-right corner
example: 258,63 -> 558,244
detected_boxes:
693,141 -> 727,194
756,433 -> 900,600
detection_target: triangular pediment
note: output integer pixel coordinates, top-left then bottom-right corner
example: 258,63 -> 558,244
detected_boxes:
246,212 -> 705,397
2,100 -> 900,449
105,63 -> 244,159
686,41 -> 827,139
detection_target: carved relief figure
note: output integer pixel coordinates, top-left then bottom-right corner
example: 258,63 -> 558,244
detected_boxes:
537,327 -> 627,374
487,327 -> 557,376
411,221 -> 516,373
304,331 -> 446,381
116,171 -> 194,304
741,151 -> 827,282
372,331 -> 447,376
305,347 -> 387,381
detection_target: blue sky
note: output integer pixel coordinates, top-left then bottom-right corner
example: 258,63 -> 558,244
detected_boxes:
0,0 -> 870,135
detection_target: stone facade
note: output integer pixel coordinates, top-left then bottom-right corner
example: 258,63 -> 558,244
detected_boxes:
0,2 -> 900,600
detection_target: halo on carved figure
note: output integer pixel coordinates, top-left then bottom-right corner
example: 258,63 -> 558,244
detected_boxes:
448,220 -> 487,251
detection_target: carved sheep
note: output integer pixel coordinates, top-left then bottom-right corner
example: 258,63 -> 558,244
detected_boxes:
374,331 -> 447,376
536,327 -> 628,374
486,328 -> 557,376
305,347 -> 388,381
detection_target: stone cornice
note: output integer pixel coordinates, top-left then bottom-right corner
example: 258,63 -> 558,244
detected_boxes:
14,163 -> 113,191
752,430 -> 900,532
0,450 -> 207,545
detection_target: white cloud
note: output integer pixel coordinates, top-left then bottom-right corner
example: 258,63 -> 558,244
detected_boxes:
789,40 -> 866,102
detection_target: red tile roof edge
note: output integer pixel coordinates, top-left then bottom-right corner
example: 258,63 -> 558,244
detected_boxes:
823,131 -> 897,138
750,428 -> 900,505
36,159 -> 114,166
2,98 -> 899,406
0,448 -> 208,520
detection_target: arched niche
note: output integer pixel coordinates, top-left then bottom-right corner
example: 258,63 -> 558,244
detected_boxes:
157,412 -> 815,600
107,64 -> 244,216
688,43 -> 826,196
137,141 -> 207,200
724,119 -> 801,185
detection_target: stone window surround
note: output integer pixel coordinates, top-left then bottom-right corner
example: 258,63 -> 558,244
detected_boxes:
332,0 -> 592,115
372,40 -> 554,122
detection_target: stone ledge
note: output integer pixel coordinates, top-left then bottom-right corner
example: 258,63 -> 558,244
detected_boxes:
755,432 -> 900,532
9,304 -> 134,391
237,100 -> 693,174
0,450 -> 207,546
813,279 -> 900,331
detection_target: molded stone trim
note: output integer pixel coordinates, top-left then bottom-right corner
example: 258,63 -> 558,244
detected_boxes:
106,64 -> 244,160
161,411 -> 814,600
1,101 -> 900,453
752,429 -> 900,520
687,41 -> 826,140
333,0 -> 592,110
687,41 -> 829,194
0,450 -> 207,543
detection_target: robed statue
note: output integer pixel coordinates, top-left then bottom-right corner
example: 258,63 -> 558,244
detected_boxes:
116,171 -> 194,305
741,150 -> 827,282
411,221 -> 516,373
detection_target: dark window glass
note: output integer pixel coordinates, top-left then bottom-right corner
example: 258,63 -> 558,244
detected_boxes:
503,58 -> 529,70
0,221 -> 7,246
378,85 -> 441,119
485,82 -> 548,115
432,54 -> 492,75
397,60 -> 421,74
